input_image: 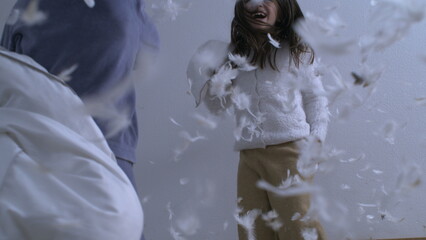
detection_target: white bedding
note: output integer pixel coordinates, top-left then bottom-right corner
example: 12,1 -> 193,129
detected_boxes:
0,49 -> 143,240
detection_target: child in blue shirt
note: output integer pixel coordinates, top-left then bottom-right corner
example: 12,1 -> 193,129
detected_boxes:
2,0 -> 159,239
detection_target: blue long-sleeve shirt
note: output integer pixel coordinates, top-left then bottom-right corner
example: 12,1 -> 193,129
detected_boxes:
1,0 -> 159,163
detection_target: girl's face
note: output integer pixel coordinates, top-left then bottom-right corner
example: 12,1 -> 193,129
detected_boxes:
244,0 -> 279,31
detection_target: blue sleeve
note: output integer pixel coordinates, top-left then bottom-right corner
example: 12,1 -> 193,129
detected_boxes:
2,0 -> 159,96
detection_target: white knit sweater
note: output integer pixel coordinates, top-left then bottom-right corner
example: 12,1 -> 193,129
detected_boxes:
187,40 -> 329,151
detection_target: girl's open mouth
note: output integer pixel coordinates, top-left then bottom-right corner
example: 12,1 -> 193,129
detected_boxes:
253,11 -> 267,19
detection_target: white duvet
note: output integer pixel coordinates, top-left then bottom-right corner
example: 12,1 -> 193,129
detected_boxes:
0,49 -> 143,240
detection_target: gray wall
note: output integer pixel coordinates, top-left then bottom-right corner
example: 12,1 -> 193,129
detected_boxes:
1,0 -> 425,239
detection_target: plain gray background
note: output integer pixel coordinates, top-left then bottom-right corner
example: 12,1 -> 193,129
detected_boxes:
1,0 -> 425,239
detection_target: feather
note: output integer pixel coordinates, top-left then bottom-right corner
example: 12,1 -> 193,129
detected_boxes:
378,160 -> 422,226
170,117 -> 183,127
378,210 -> 405,223
231,87 -> 251,111
173,131 -> 206,161
102,111 -> 132,139
296,137 -> 344,177
209,62 -> 238,98
233,115 -> 264,142
358,203 -> 378,208
195,179 -> 216,207
175,213 -> 200,236
381,185 -> 389,196
21,0 -> 47,26
377,120 -> 398,145
141,196 -> 151,204
261,210 -> 283,231
291,212 -> 302,221
187,40 -> 231,106
294,11 -> 355,56
395,161 -> 422,190
57,64 -> 78,82
179,178 -> 190,185
234,208 -> 261,240
353,64 -> 385,88
167,202 -> 174,220
228,53 -> 257,72
244,0 -> 264,11
256,179 -> 318,197
84,0 -> 95,8
366,215 -> 375,223
323,66 -> 351,107
151,0 -> 191,21
415,97 -> 426,106
223,221 -> 229,231
267,33 -> 281,48
192,113 -> 217,129
351,71 -> 370,87
169,226 -> 186,240
301,228 -> 318,240
361,0 -> 426,58
82,77 -> 135,139
339,153 -> 366,163
301,193 -> 348,225
179,131 -> 206,143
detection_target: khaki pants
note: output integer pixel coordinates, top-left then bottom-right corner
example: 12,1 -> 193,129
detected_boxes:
237,141 -> 326,240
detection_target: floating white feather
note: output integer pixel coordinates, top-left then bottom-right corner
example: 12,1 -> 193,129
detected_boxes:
57,64 -> 78,82
256,179 -> 318,197
228,53 -> 257,72
21,0 -> 47,26
175,213 -> 200,236
267,33 -> 281,48
261,210 -> 283,231
192,113 -> 217,129
301,228 -> 318,240
84,0 -> 95,8
170,117 -> 183,127
169,226 -> 186,240
173,131 -> 206,161
209,62 -> 238,98
294,11 -> 355,56
234,208 -> 261,240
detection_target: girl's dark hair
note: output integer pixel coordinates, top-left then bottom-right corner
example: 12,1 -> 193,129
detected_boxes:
231,0 -> 314,70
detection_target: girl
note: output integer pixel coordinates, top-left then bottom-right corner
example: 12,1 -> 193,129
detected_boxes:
187,0 -> 329,239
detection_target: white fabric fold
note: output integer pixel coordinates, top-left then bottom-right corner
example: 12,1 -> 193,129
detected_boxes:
0,49 -> 143,240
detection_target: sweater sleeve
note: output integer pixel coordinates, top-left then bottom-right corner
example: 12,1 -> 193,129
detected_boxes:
301,60 -> 330,142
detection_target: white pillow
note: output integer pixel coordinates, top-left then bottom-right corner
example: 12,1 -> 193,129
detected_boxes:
0,49 -> 143,240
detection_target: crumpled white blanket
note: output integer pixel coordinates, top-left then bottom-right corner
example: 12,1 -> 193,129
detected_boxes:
0,49 -> 143,240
